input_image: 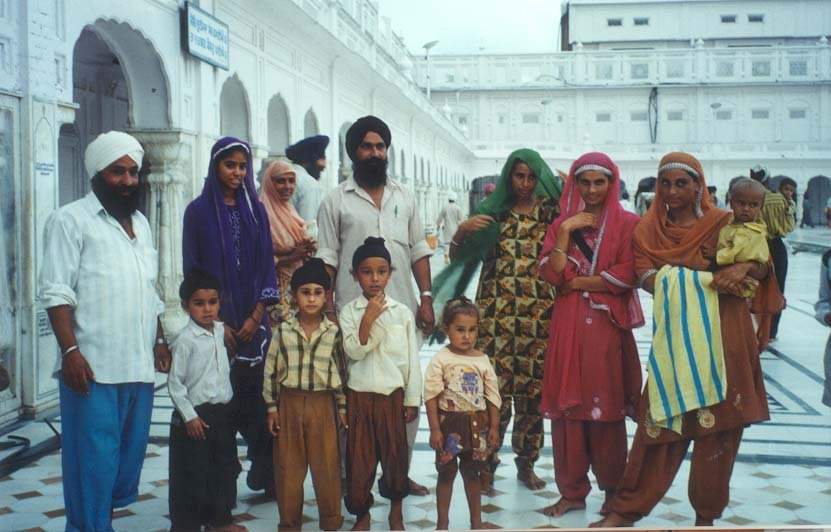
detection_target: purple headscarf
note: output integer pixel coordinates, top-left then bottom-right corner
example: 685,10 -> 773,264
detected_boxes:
183,136 -> 279,364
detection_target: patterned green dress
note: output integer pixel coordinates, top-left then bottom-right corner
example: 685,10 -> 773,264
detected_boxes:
476,196 -> 558,400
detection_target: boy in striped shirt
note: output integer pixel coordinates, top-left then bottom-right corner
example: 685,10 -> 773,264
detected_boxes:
264,258 -> 347,531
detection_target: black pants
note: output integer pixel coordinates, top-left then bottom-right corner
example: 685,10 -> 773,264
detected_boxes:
230,362 -> 274,492
768,236 -> 788,339
169,403 -> 241,531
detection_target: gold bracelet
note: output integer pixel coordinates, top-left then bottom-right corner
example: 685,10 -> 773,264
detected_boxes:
551,247 -> 567,255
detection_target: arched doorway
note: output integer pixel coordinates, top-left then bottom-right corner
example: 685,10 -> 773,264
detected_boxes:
59,20 -> 171,207
304,109 -> 319,138
338,121 -> 353,184
220,74 -> 251,141
267,94 -> 290,156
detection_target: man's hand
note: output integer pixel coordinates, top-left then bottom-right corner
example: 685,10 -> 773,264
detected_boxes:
416,298 -> 435,334
267,412 -> 280,437
404,406 -> 419,423
185,417 -> 210,440
62,349 -> 95,395
154,343 -> 171,373
429,428 -> 444,452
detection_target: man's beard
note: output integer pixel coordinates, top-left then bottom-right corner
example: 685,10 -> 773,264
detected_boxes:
91,175 -> 140,220
305,162 -> 322,180
353,157 -> 388,188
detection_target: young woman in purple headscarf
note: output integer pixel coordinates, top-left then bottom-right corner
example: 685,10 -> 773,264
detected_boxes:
182,137 -> 279,495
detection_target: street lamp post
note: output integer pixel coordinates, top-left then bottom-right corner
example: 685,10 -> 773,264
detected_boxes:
423,40 -> 439,100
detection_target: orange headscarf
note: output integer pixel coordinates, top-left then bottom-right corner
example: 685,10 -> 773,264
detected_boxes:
633,152 -> 730,273
260,161 -> 307,255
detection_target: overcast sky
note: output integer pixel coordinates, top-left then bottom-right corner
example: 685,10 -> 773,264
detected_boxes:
377,0 -> 565,55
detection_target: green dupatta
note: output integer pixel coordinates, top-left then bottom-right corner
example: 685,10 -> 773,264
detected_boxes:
430,148 -> 563,342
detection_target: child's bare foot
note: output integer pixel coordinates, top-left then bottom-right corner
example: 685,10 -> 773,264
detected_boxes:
409,477 -> 430,496
543,497 -> 586,517
517,467 -> 546,490
471,521 -> 501,529
589,512 -> 634,528
351,513 -> 371,531
695,516 -> 714,526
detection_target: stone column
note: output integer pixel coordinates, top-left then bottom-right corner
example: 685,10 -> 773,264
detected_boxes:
131,130 -> 195,334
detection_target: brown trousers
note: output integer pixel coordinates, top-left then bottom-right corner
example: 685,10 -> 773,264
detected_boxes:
345,388 -> 410,516
552,419 -> 628,501
273,389 -> 343,531
611,425 -> 743,523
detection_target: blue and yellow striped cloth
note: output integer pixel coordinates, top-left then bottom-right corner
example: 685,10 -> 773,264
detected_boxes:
647,265 -> 727,433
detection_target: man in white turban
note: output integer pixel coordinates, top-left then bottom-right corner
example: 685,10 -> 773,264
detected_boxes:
39,130 -> 171,531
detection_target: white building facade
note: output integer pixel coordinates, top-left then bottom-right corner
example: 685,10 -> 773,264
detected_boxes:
415,0 -> 831,197
1,0 -> 473,426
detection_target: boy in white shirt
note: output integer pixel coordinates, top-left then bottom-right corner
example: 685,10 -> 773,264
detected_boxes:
339,237 -> 422,530
167,269 -> 246,532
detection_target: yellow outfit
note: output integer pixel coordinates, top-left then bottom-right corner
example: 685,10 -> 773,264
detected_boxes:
716,220 -> 770,297
759,192 -> 795,239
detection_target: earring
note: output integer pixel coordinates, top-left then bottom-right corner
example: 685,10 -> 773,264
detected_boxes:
695,188 -> 704,218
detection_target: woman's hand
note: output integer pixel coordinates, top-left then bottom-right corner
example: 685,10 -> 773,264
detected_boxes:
236,316 -> 259,343
558,278 -> 580,296
711,263 -> 752,295
559,213 -> 597,234
459,215 -> 495,236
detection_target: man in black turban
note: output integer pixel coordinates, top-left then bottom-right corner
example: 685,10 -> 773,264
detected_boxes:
345,116 -> 392,189
285,135 -> 329,222
317,114 -> 435,498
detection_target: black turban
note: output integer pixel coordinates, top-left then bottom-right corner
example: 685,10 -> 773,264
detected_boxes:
285,135 -> 329,164
345,116 -> 391,162
351,236 -> 391,271
290,258 -> 331,292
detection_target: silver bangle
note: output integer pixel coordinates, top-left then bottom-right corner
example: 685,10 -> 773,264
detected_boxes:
155,337 -> 168,346
62,345 -> 78,358
551,247 -> 567,256
450,238 -> 462,247
420,291 -> 433,299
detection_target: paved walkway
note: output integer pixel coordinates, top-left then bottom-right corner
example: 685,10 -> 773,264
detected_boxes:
1,249 -> 830,531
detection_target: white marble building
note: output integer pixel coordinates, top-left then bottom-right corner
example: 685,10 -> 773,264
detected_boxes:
0,0 -> 473,426
414,0 -> 831,197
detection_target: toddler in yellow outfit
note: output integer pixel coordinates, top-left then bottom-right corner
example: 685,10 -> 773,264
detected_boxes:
717,178 -> 770,297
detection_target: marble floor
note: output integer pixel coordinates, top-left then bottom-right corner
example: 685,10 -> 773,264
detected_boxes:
1,250 -> 830,531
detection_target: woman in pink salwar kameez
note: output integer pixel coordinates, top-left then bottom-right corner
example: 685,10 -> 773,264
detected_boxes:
538,152 -> 644,518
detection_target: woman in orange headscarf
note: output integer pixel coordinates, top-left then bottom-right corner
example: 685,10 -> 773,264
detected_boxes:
260,160 -> 317,324
592,152 -> 781,528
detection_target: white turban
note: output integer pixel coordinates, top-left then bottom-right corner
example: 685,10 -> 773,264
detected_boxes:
84,131 -> 144,179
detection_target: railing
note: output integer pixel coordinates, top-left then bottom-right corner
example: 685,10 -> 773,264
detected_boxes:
286,0 -> 469,147
412,44 -> 831,90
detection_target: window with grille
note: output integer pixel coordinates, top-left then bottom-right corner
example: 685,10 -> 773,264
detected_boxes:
607,18 -> 622,26
667,111 -> 684,121
751,109 -> 769,120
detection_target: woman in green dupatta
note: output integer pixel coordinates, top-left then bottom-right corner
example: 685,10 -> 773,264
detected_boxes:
435,148 -> 563,493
